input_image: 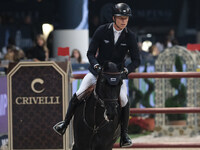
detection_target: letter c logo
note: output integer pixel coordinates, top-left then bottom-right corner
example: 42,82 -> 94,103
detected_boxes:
31,78 -> 45,93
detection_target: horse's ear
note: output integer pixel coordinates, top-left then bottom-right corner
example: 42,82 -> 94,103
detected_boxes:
103,61 -> 119,73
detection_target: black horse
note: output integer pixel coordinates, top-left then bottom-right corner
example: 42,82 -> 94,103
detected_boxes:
72,62 -> 123,150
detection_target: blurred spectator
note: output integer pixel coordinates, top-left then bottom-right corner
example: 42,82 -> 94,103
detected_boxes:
70,49 -> 83,64
168,29 -> 176,41
139,44 -> 160,64
26,34 -> 49,61
1,37 -> 21,59
155,40 -> 164,53
163,29 -> 179,49
16,14 -> 41,51
164,35 -> 173,48
138,42 -> 152,64
4,45 -> 25,62
148,45 -> 160,57
155,29 -> 179,53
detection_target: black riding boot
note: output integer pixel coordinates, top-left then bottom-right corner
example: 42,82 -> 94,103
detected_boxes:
53,94 -> 80,135
120,102 -> 132,147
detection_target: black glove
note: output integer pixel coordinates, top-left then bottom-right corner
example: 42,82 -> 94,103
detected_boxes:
121,67 -> 128,79
94,64 -> 102,74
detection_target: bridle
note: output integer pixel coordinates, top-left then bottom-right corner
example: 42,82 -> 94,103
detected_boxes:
95,71 -> 122,109
93,88 -> 119,122
82,71 -> 121,133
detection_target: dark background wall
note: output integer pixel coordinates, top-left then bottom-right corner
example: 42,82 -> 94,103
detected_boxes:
0,0 -> 200,50
89,0 -> 200,44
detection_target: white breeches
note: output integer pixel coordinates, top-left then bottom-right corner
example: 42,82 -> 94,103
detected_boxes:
76,72 -> 128,107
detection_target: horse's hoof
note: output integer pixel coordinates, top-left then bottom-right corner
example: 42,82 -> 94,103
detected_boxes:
53,121 -> 66,136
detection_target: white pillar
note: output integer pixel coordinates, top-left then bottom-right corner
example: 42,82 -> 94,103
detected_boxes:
53,30 -> 89,62
197,31 -> 200,43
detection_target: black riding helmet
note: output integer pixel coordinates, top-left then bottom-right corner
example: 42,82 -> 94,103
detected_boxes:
113,3 -> 132,17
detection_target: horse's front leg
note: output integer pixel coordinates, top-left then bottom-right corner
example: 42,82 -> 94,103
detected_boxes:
95,144 -> 113,150
72,145 -> 89,150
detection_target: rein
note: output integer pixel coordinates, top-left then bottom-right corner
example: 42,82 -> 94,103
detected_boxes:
82,87 -> 119,134
102,71 -> 122,75
83,99 -> 109,134
82,71 -> 121,135
93,88 -> 118,105
82,94 -> 112,150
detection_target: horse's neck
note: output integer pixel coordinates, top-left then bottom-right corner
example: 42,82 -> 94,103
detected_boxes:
95,85 -> 106,99
96,85 -> 118,100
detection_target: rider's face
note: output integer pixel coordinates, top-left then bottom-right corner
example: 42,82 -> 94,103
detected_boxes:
113,16 -> 129,30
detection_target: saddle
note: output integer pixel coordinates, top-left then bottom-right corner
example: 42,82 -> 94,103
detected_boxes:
77,85 -> 95,101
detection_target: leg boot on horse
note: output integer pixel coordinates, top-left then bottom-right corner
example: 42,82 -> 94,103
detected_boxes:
120,102 -> 133,147
53,94 -> 81,135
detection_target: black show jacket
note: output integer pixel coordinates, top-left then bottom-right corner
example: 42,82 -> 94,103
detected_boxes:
87,23 -> 140,76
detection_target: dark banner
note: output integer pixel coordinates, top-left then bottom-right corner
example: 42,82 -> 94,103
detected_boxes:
130,0 -> 182,26
7,62 -> 69,150
89,0 -> 183,25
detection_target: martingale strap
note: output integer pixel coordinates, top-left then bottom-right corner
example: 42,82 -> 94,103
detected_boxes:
82,99 -> 109,134
93,87 -> 118,104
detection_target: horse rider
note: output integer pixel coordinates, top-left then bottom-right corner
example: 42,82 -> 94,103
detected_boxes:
54,3 -> 140,147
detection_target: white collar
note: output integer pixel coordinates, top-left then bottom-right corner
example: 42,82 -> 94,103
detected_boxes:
113,24 -> 123,34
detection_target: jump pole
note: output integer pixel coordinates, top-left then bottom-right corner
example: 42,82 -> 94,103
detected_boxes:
72,72 -> 200,148
130,107 -> 200,114
113,143 -> 200,148
72,72 -> 200,79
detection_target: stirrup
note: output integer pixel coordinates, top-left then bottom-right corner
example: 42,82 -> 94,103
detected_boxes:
53,121 -> 66,136
120,134 -> 133,148
120,141 -> 133,148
